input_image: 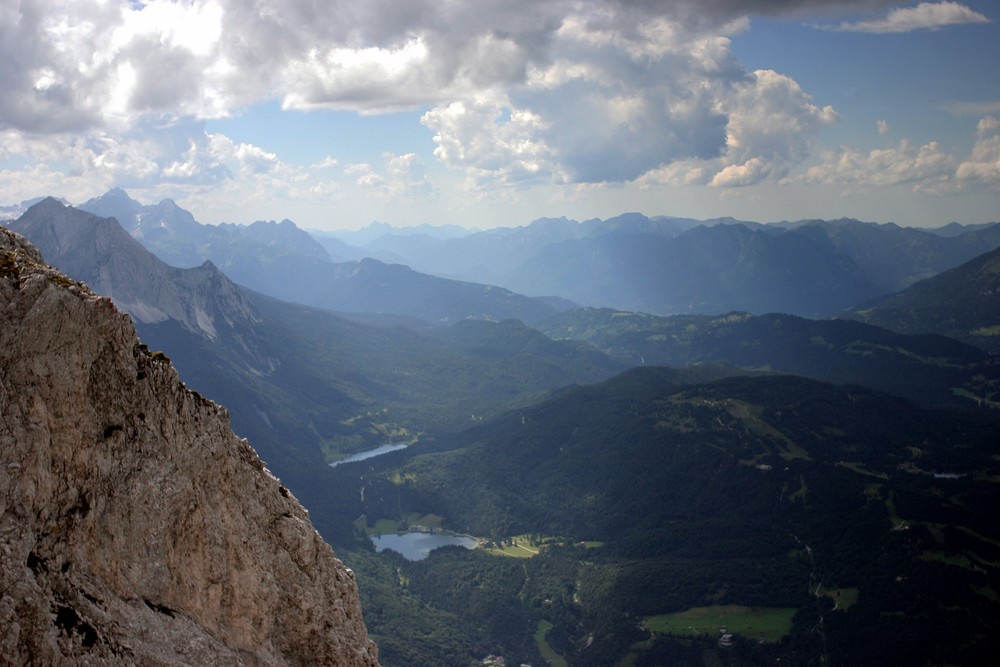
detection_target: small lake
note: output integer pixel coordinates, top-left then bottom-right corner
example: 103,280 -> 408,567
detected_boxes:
371,532 -> 478,561
329,444 -> 408,467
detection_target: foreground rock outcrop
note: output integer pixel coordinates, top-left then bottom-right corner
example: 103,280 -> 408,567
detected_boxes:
0,227 -> 378,665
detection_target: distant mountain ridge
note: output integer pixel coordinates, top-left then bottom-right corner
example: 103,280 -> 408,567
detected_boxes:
14,188 -> 999,320
341,211 -> 1000,317
79,187 -> 334,267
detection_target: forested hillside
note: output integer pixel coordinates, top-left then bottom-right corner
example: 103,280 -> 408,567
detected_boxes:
336,368 -> 1000,666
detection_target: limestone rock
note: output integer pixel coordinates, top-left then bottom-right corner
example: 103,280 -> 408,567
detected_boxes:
0,227 -> 379,666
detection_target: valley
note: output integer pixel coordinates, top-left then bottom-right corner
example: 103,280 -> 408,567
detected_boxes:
3,193 -> 999,666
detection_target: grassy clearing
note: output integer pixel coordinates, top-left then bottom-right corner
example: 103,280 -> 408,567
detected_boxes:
368,518 -> 402,536
817,586 -> 859,611
970,325 -> 1000,337
534,620 -> 568,667
837,461 -> 888,479
481,535 -> 603,558
485,542 -> 539,558
919,551 -> 979,571
644,605 -> 796,642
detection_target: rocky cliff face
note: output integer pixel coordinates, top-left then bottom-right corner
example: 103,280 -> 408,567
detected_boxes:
0,227 -> 378,665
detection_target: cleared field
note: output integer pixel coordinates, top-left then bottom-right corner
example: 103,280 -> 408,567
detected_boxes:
817,586 -> 859,610
534,620 -> 568,667
644,605 -> 796,642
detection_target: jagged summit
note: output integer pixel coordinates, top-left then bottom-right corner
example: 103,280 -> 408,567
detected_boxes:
0,227 -> 379,665
9,199 -> 263,346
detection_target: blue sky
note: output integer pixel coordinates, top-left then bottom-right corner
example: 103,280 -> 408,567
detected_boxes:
1,1 -> 997,230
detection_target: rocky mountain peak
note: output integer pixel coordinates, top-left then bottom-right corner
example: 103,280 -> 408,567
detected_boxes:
8,200 -> 268,353
0,228 -> 379,665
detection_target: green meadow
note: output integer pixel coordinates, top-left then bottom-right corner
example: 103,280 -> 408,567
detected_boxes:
644,605 -> 797,642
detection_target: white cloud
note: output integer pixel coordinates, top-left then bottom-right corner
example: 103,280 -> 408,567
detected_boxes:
635,68 -> 838,189
422,93 -> 562,189
312,156 -> 340,170
384,153 -> 433,198
346,153 -> 434,198
826,2 -> 990,33
2,0 -> 989,218
717,69 -> 839,184
0,0 -> 844,132
346,162 -> 384,189
799,140 -> 954,190
955,116 -> 1000,190
0,120 -> 293,205
791,119 -> 1000,194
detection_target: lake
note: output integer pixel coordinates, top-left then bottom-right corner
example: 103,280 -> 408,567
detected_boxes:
329,443 -> 408,467
371,532 -> 478,561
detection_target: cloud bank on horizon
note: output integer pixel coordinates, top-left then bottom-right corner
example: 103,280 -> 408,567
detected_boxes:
0,0 -> 997,228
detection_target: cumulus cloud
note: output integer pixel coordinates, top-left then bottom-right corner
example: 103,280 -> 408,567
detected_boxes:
0,1 -> 853,128
955,116 -> 1000,190
0,119 -> 290,204
825,2 -> 990,33
422,93 -> 562,189
346,153 -> 434,198
799,140 -> 954,191
634,69 -> 838,189
715,69 -> 839,184
793,118 -> 1000,194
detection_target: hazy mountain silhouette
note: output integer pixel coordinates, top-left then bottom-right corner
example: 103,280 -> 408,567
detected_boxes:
78,189 -> 569,325
351,212 -> 1000,318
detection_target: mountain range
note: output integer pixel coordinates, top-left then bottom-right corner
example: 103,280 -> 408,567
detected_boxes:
5,190 -> 1000,666
77,188 -> 567,326
539,308 -> 1000,409
61,188 -> 1000,322
325,211 -> 1000,318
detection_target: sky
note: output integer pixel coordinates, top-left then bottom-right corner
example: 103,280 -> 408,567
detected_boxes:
0,0 -> 997,230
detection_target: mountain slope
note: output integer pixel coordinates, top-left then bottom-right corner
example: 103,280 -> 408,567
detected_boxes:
0,227 -> 378,665
846,245 -> 1000,353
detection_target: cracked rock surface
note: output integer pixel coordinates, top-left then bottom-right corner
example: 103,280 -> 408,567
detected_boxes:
0,228 -> 379,666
